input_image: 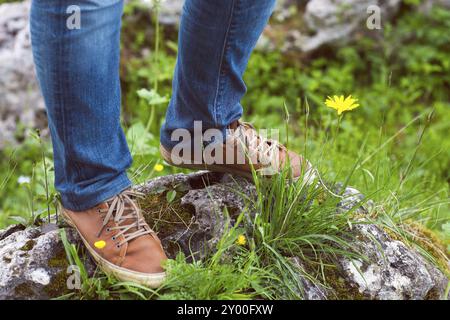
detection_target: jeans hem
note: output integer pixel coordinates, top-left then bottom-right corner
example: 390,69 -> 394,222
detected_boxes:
160,113 -> 242,151
60,173 -> 132,212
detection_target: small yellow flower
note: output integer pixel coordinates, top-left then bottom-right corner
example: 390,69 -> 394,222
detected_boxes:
325,95 -> 360,115
154,163 -> 164,172
236,234 -> 247,246
94,240 -> 106,249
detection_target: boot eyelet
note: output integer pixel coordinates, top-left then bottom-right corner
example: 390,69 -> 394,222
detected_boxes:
112,236 -> 116,241
106,228 -> 111,232
116,244 -> 121,249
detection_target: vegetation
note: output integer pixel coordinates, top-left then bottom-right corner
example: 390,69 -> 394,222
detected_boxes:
0,0 -> 448,299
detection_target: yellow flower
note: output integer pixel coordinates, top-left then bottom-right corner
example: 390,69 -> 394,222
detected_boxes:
236,234 -> 247,246
94,240 -> 106,249
154,163 -> 164,172
325,95 -> 360,115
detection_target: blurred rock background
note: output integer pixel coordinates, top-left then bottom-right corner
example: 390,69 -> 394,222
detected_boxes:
4,0 -> 450,149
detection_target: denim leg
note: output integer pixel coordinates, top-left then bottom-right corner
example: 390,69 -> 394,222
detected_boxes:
30,0 -> 132,211
160,0 -> 276,149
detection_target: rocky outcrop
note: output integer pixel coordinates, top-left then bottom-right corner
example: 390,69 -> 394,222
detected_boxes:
3,0 -> 450,150
259,0 -> 403,52
0,171 -> 447,300
138,171 -> 257,259
300,0 -> 401,51
337,224 -> 448,299
0,224 -> 95,300
138,171 -> 449,300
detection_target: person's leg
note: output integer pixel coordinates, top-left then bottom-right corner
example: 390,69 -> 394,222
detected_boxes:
160,0 -> 276,149
30,0 -> 132,211
160,0 -> 315,182
31,0 -> 167,287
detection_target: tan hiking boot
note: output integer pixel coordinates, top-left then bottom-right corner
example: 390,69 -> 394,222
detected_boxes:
160,120 -> 316,183
61,189 -> 167,288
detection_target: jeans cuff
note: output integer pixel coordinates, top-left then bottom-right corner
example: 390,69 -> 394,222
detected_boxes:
160,115 -> 242,151
60,173 -> 132,211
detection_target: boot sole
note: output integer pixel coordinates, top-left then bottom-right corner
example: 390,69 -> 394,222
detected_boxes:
160,145 -> 317,186
61,209 -> 166,288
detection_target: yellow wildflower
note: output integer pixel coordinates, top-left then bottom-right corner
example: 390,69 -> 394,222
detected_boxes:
236,234 -> 247,246
154,163 -> 164,172
94,240 -> 106,249
325,95 -> 360,115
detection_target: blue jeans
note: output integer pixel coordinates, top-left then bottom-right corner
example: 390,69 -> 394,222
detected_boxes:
31,0 -> 275,211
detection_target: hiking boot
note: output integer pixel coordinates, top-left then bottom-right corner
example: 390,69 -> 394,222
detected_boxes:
61,189 -> 167,288
160,120 -> 316,183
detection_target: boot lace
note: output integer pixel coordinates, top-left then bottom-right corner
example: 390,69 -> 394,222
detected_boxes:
96,189 -> 152,247
230,121 -> 284,173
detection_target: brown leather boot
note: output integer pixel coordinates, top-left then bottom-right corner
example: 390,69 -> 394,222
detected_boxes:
160,120 -> 316,184
61,189 -> 167,288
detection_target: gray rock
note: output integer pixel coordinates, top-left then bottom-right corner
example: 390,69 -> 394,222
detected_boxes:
137,171 -> 256,259
290,256 -> 329,300
334,183 -> 375,214
0,171 -> 448,300
138,172 -> 448,300
0,171 -> 447,299
0,0 -> 47,150
158,0 -> 183,25
338,223 -> 449,300
0,225 -> 93,300
282,0 -> 401,52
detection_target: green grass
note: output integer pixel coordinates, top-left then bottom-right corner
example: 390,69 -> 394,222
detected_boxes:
56,161 -> 447,300
56,170 -> 362,300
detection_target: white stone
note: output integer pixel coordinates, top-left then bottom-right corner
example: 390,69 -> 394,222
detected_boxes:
28,268 -> 51,286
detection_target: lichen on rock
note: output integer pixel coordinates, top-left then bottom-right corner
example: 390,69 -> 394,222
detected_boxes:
0,225 -> 92,299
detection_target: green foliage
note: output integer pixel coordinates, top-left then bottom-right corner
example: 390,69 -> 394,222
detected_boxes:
0,131 -> 58,227
240,7 -> 450,236
159,252 -> 257,300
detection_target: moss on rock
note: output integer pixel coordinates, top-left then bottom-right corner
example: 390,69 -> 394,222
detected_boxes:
139,192 -> 194,239
384,220 -> 449,276
19,239 -> 36,251
14,283 -> 35,299
323,265 -> 367,300
43,270 -> 71,298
